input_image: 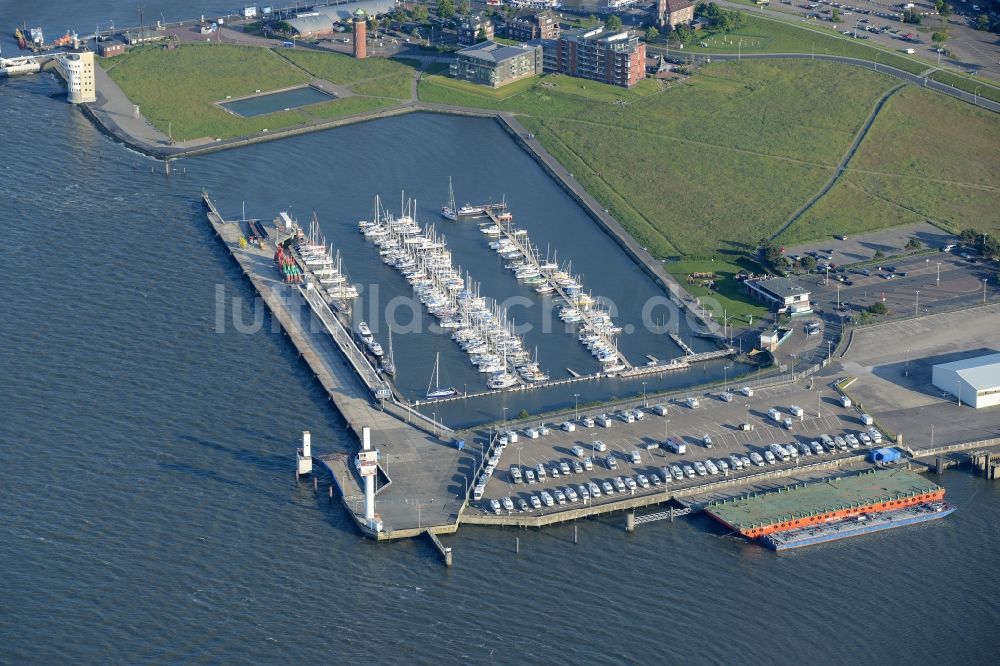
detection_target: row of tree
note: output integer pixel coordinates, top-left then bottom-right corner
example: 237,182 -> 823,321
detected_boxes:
695,2 -> 748,32
959,228 -> 1000,260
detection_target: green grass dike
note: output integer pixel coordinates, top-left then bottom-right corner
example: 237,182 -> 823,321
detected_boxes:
101,44 -> 417,142
103,37 -> 998,323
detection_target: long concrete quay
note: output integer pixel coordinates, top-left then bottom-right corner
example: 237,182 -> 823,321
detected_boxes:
203,193 -> 467,540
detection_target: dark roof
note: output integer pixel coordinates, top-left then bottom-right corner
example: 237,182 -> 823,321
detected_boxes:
664,0 -> 695,13
751,277 -> 810,299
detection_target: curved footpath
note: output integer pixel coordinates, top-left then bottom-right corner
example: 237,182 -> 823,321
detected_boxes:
770,82 -> 906,241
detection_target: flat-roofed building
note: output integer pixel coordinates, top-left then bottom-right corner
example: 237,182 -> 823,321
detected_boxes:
745,277 -> 812,314
932,353 -> 1000,409
450,40 -> 542,87
547,28 -> 646,88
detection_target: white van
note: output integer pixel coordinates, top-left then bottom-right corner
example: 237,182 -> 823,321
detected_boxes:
789,405 -> 804,418
685,397 -> 700,409
652,404 -> 669,416
596,414 -> 613,428
840,395 -> 852,408
741,386 -> 754,397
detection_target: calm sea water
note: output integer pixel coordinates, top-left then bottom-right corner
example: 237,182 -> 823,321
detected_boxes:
2,22 -> 998,665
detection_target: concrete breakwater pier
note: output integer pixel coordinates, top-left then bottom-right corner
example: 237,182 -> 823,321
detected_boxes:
204,192 -> 466,540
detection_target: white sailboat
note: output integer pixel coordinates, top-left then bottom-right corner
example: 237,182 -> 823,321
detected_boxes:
382,326 -> 396,376
441,176 -> 458,221
425,352 -> 457,399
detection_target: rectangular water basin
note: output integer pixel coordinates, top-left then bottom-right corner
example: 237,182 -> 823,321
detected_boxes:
220,86 -> 335,117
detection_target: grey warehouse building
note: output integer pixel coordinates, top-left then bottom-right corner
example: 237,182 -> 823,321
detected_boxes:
932,353 -> 1000,409
450,40 -> 542,88
285,1 -> 397,37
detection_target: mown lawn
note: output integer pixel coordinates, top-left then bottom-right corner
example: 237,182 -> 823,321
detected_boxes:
929,70 -> 1000,105
677,14 -> 927,74
665,258 -> 771,324
103,44 -> 414,141
278,49 -> 417,85
779,85 -> 1000,242
102,44 -> 312,141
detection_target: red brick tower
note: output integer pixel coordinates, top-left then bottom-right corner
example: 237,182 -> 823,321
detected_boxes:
352,10 -> 367,59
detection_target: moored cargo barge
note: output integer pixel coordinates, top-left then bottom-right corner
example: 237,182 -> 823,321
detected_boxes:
705,468 -> 953,550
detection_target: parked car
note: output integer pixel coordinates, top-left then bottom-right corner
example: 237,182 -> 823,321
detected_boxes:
589,481 -> 601,498
565,487 -> 579,502
578,485 -> 589,501
650,473 -> 663,487
490,499 -> 502,514
637,474 -> 650,488
540,491 -> 554,507
583,456 -> 593,471
573,460 -> 584,474
624,476 -> 638,491
594,440 -> 608,452
553,489 -> 566,505
763,450 -> 777,465
581,416 -> 595,428
750,452 -> 765,467
683,465 -> 696,478
615,477 -> 627,493
602,480 -> 615,495
693,461 -> 708,476
517,498 -> 528,512
525,469 -> 536,484
606,455 -> 618,470
560,461 -> 571,475
571,445 -> 585,457
670,464 -> 684,480
703,435 -> 713,448
530,495 -> 542,509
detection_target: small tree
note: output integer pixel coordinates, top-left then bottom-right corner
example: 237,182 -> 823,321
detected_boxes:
873,249 -> 886,260
476,26 -> 487,42
974,14 -> 989,31
459,0 -> 471,15
518,409 -> 529,419
411,5 -> 429,22
606,14 -> 623,32
905,238 -> 922,250
437,0 -> 455,20
645,26 -> 660,42
903,9 -> 922,24
932,30 -> 948,45
867,302 -> 889,315
831,8 -> 841,22
935,1 -> 952,17
801,255 -> 817,271
675,24 -> 693,43
960,228 -> 980,245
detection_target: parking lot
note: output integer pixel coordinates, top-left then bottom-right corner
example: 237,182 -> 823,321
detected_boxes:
775,0 -> 1000,81
839,301 -> 1000,448
805,250 -> 996,319
474,380 -> 878,515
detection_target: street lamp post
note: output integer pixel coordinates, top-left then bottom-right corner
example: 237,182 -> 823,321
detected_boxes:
723,366 -> 730,392
827,340 -> 833,363
642,382 -> 647,408
974,85 -> 982,106
984,279 -> 988,304
432,412 -> 436,438
936,261 -> 941,286
574,393 -> 580,421
931,423 -> 935,449
502,406 -> 508,432
915,290 -> 920,316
